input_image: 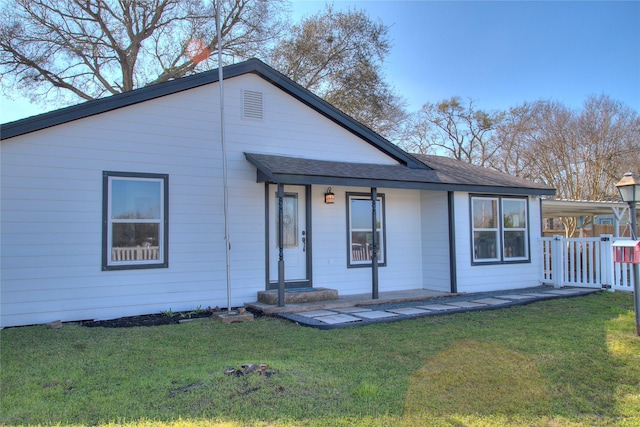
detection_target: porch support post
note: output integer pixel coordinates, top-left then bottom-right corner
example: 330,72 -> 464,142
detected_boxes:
600,235 -> 614,291
371,187 -> 379,299
551,235 -> 564,288
612,206 -> 626,238
447,191 -> 457,293
277,183 -> 286,307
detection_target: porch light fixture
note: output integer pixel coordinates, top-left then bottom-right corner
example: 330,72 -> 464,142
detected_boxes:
615,171 -> 640,336
324,187 -> 335,204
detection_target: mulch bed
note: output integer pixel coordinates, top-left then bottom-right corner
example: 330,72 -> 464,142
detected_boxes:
82,311 -> 214,328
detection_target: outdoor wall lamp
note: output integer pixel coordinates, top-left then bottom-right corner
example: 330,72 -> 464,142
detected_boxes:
615,171 -> 640,335
616,172 -> 640,213
324,187 -> 335,204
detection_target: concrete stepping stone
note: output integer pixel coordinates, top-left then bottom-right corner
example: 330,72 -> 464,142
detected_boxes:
355,310 -> 399,319
522,293 -> 554,298
314,314 -> 362,324
472,298 -> 511,305
332,307 -> 372,313
496,294 -> 535,300
386,307 -> 429,315
416,304 -> 457,311
445,301 -> 487,308
545,289 -> 584,295
297,309 -> 338,318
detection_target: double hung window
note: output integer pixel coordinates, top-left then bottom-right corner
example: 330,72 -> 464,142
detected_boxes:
347,193 -> 386,267
471,196 -> 529,264
103,172 -> 168,270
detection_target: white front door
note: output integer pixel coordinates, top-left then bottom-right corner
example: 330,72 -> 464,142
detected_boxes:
269,185 -> 308,284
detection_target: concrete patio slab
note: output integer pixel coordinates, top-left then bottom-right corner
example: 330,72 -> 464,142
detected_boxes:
314,314 -> 362,325
472,298 -> 512,305
495,294 -> 535,300
355,310 -> 399,319
296,309 -> 339,318
545,289 -> 590,295
522,293 -> 555,298
386,307 -> 430,315
445,301 -> 487,308
416,304 -> 457,311
274,286 -> 602,329
332,307 -> 372,314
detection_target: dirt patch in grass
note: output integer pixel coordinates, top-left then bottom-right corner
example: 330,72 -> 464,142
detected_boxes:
404,340 -> 553,419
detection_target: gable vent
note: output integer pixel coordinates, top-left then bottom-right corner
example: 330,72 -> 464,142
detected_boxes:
243,90 -> 264,120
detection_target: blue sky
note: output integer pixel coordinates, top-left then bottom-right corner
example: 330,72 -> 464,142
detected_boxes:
289,0 -> 639,113
1,0 -> 638,123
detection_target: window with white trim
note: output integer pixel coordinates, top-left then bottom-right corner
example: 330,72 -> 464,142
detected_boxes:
103,172 -> 168,270
347,193 -> 386,267
471,196 -> 529,264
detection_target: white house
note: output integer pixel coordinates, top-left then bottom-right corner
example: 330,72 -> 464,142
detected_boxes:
0,59 -> 555,328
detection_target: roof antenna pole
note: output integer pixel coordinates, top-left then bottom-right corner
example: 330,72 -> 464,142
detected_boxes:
216,0 -> 232,313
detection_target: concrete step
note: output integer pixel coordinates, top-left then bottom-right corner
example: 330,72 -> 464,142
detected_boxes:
257,287 -> 339,305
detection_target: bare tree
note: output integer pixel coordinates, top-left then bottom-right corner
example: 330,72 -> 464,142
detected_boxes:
0,0 -> 286,105
269,5 -> 407,139
494,95 -> 640,236
400,96 -> 503,166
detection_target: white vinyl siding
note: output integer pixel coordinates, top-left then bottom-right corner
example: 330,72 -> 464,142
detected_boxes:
0,73 -> 404,327
420,191 -> 451,292
0,70 -> 546,327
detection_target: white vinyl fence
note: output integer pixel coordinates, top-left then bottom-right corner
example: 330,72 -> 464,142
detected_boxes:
541,235 -> 635,292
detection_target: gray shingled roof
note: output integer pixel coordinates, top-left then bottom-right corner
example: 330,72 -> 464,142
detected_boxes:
1,57 -> 555,196
244,153 -> 555,195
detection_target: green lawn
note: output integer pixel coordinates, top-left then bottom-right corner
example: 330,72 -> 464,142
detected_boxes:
1,292 -> 639,426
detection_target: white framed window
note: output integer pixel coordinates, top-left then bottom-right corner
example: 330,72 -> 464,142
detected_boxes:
471,195 -> 529,264
501,198 -> 528,261
347,193 -> 386,267
103,172 -> 168,270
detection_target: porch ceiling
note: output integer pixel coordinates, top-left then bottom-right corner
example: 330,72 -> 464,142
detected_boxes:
542,199 -> 630,218
244,152 -> 556,196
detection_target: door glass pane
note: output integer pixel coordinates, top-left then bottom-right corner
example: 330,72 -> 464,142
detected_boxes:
275,193 -> 298,248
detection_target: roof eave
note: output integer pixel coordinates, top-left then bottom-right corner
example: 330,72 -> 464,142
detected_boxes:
253,171 -> 556,196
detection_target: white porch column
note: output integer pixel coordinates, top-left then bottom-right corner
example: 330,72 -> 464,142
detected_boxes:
600,235 -> 614,291
552,235 -> 564,288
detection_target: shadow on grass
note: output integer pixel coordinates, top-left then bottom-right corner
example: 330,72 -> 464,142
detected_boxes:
402,299 -> 639,426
